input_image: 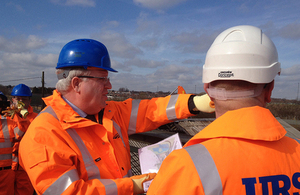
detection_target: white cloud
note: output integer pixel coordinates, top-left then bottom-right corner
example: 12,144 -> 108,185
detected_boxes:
109,63 -> 203,93
136,12 -> 160,33
1,52 -> 57,68
124,57 -> 167,69
138,38 -> 158,49
153,64 -> 201,80
0,52 -> 58,87
271,64 -> 300,99
182,59 -> 202,64
93,31 -> 143,59
280,64 -> 300,82
0,35 -> 47,53
170,31 -> 217,53
106,21 -> 120,28
279,23 -> 300,40
133,0 -> 188,10
111,59 -> 132,72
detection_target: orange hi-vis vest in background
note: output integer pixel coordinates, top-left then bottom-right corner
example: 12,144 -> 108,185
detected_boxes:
0,117 -> 24,195
19,90 -> 195,195
10,105 -> 38,168
147,106 -> 300,195
10,106 -> 37,195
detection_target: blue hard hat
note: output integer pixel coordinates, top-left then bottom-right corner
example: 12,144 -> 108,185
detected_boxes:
56,39 -> 117,72
11,84 -> 32,97
0,91 -> 7,101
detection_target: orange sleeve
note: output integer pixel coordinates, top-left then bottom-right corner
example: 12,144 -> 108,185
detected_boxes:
110,94 -> 194,135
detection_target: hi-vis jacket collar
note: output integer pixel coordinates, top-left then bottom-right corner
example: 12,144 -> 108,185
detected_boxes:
185,106 -> 286,147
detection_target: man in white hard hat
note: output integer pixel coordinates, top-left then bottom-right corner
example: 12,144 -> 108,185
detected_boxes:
147,25 -> 300,194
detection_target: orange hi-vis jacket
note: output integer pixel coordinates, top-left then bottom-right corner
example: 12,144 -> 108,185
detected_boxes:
147,106 -> 300,195
0,117 -> 25,195
0,117 -> 24,168
10,106 -> 37,195
19,90 -> 195,195
10,105 -> 38,169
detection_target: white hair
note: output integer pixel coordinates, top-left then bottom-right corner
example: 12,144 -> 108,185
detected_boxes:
55,69 -> 92,95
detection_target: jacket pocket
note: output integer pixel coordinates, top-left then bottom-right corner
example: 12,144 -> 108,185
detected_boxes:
28,146 -> 48,169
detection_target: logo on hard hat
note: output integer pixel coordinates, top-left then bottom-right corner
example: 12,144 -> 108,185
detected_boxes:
74,52 -> 85,57
218,71 -> 234,78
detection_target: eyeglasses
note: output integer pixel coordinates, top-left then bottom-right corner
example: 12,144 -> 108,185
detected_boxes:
77,76 -> 110,83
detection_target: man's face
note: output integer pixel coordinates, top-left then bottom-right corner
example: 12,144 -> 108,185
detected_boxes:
78,70 -> 112,114
12,96 -> 31,109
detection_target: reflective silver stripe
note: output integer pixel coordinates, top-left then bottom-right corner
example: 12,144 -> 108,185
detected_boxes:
1,119 -> 10,139
0,153 -> 12,160
128,99 -> 141,135
99,179 -> 118,195
67,128 -> 101,180
43,106 -> 119,194
166,95 -> 179,121
43,169 -> 80,195
14,127 -> 24,137
113,120 -> 125,147
39,106 -> 58,120
0,119 -> 13,160
12,155 -> 18,163
123,169 -> 133,178
184,144 -> 223,195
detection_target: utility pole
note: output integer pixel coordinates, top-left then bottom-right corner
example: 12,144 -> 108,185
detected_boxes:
297,82 -> 299,101
41,71 -> 46,109
42,71 -> 45,98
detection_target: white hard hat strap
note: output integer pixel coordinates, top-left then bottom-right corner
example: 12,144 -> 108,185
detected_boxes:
207,84 -> 264,100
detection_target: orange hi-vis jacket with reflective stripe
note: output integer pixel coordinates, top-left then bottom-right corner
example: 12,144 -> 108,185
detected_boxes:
19,90 -> 195,195
147,106 -> 300,195
9,105 -> 38,170
0,117 -> 24,168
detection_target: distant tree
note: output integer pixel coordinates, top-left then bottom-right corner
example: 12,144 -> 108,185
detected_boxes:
119,87 -> 129,92
0,84 -> 9,95
32,86 -> 40,93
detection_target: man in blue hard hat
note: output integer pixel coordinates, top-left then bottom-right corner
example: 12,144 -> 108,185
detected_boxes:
19,39 -> 214,195
8,84 -> 37,195
0,91 -> 31,195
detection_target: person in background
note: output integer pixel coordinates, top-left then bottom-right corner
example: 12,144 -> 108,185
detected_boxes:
10,84 -> 38,122
0,92 -> 28,195
19,39 -> 214,195
147,25 -> 300,194
10,84 -> 37,195
0,91 -> 10,117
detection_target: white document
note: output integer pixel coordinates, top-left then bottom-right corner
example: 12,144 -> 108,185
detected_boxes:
138,133 -> 182,191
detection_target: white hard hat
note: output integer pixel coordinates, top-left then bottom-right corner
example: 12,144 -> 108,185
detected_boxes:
202,25 -> 281,84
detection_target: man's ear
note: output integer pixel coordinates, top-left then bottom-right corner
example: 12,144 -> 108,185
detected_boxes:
71,77 -> 81,93
265,80 -> 274,103
203,83 -> 209,94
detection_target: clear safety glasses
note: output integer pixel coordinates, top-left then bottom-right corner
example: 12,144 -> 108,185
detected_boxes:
77,76 -> 110,84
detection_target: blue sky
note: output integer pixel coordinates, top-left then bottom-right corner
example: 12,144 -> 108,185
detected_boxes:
0,0 -> 300,99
